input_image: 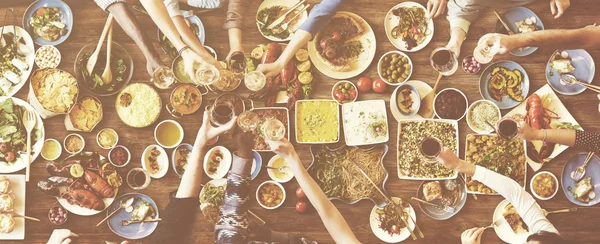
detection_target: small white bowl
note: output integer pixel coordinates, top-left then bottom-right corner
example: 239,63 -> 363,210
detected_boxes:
530,171 -> 559,200
96,128 -> 118,150
393,84 -> 421,117
466,99 -> 501,134
267,155 -> 294,183
433,88 -> 469,121
154,120 -> 184,149
377,50 -> 413,86
203,146 -> 232,179
256,180 -> 286,210
331,80 -> 358,104
141,145 -> 169,179
108,145 -> 131,168
41,138 -> 62,161
63,133 -> 85,155
35,45 -> 61,69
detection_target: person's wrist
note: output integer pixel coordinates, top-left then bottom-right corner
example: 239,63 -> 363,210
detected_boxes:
237,149 -> 253,159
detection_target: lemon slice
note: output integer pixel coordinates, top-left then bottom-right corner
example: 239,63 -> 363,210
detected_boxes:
251,46 -> 265,60
107,173 -> 123,188
70,164 -> 84,178
297,60 -> 311,72
295,49 -> 309,62
298,72 -> 313,85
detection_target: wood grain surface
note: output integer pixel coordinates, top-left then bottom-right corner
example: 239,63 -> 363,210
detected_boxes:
2,0 -> 600,243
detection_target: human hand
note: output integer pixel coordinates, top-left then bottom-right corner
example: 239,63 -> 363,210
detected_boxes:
427,0 -> 448,19
550,0 -> 570,19
256,62 -> 284,78
437,147 -> 462,171
197,110 -> 237,146
47,229 -> 79,244
461,227 -> 484,244
445,42 -> 461,57
518,122 -> 543,141
233,127 -> 254,159
181,48 -> 203,80
267,138 -> 298,161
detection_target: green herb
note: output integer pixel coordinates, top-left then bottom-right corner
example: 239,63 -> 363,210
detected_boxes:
552,122 -> 581,130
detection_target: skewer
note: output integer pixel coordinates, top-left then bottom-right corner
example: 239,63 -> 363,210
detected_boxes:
13,213 -> 40,222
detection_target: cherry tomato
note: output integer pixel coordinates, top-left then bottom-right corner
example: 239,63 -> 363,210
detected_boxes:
4,152 -> 15,162
355,77 -> 372,92
409,26 -> 419,34
296,200 -> 308,213
0,143 -> 8,153
349,89 -> 357,100
296,187 -> 306,199
320,38 -> 331,49
325,47 -> 337,59
333,90 -> 345,102
372,78 -> 387,93
390,224 -> 400,234
331,31 -> 342,41
35,8 -> 45,16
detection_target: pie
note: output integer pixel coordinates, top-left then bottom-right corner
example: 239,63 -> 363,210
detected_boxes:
314,13 -> 367,72
423,181 -> 443,202
502,203 -> 529,234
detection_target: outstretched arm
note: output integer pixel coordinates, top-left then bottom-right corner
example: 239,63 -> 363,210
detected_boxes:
496,26 -> 600,54
518,123 -> 600,153
269,139 -> 361,244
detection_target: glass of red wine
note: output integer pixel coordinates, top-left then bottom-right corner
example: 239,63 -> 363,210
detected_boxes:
419,137 -> 443,163
126,168 -> 151,190
496,118 -> 519,140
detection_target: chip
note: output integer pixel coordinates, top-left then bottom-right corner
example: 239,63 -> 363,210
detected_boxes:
31,68 -> 78,113
69,96 -> 102,131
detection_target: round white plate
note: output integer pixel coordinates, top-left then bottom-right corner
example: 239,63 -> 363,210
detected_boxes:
384,2 -> 434,52
203,146 -> 232,179
256,0 -> 308,42
199,178 -> 227,210
0,97 -> 44,173
0,26 -> 35,97
390,80 -> 433,121
370,197 -> 416,243
141,145 -> 169,179
493,199 -> 533,244
308,12 -> 376,80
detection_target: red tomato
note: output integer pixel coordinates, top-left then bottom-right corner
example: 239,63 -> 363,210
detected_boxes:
296,187 -> 306,199
35,8 -> 46,16
325,47 -> 337,59
331,31 -> 342,41
410,26 -> 420,34
390,225 -> 400,234
372,78 -> 387,93
349,89 -> 357,100
355,77 -> 372,92
333,90 -> 345,102
296,201 -> 308,213
4,152 -> 15,162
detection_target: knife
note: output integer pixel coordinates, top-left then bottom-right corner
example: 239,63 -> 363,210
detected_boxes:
266,0 -> 306,30
493,10 -> 523,52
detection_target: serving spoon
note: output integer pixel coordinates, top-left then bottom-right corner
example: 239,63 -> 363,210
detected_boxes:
101,24 -> 114,85
571,152 -> 594,181
266,166 -> 290,175
86,14 -> 113,75
418,72 -> 443,118
560,74 -> 600,94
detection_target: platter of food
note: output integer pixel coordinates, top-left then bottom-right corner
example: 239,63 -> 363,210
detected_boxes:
172,143 -> 192,177
342,100 -> 389,146
397,119 -> 458,180
479,60 -> 529,109
29,68 -> 78,118
141,145 -> 168,179
561,153 -> 600,206
0,26 -> 34,97
0,97 -> 44,173
464,134 -> 526,195
0,175 -> 25,240
504,84 -> 581,171
115,83 -> 161,128
74,41 -> 133,96
369,197 -> 416,243
107,193 -> 159,240
203,146 -> 232,179
495,7 -> 544,56
390,80 -> 432,120
295,100 -> 340,144
307,144 -> 388,205
384,2 -> 433,52
37,152 -> 121,216
251,108 -> 290,151
23,0 -> 73,46
466,100 -> 501,134
158,10 -> 205,58
308,12 -> 376,79
493,200 -> 533,243
545,49 -> 595,95
416,178 -> 467,220
255,0 -> 308,42
199,178 -> 226,225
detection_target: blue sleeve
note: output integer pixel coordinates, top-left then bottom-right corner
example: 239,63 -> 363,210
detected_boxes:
298,0 -> 343,39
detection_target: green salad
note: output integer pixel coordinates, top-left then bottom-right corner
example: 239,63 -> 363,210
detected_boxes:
0,98 -> 42,165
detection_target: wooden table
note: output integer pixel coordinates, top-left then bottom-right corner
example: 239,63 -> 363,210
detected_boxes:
2,0 -> 600,243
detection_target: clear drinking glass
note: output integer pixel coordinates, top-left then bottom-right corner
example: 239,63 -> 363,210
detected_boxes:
430,47 -> 458,76
496,118 -> 519,140
262,118 -> 286,141
194,63 -> 220,86
237,110 -> 261,132
244,71 -> 267,91
473,34 -> 501,64
126,168 -> 151,190
419,137 -> 443,163
151,66 -> 176,89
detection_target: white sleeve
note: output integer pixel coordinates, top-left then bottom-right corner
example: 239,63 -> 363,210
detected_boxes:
163,0 -> 183,18
472,165 -> 559,234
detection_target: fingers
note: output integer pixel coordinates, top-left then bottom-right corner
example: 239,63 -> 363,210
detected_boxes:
69,232 -> 79,238
427,1 -> 433,18
436,4 -> 447,19
430,2 -> 441,19
554,2 -> 567,18
473,227 -> 485,237
202,110 -> 210,127
550,0 -> 557,16
61,238 -> 72,244
216,115 -> 237,134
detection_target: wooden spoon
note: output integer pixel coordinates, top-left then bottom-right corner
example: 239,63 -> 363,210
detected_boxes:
418,72 -> 443,118
101,24 -> 114,85
86,14 -> 113,75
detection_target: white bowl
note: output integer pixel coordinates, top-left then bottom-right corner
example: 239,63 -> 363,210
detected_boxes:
203,146 -> 232,179
63,133 -> 85,154
141,145 -> 169,179
377,50 -> 413,86
108,145 -> 131,168
41,138 -> 62,161
466,99 -> 501,134
267,155 -> 294,183
331,80 -> 358,104
96,128 -> 118,150
433,88 -> 469,121
256,180 -> 286,210
154,120 -> 184,149
35,45 -> 61,69
530,171 -> 559,200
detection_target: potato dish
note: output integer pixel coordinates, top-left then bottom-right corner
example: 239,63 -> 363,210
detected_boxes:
532,172 -> 557,198
295,100 -> 339,143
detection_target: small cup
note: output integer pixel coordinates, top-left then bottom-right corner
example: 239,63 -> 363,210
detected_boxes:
108,145 -> 131,168
48,205 -> 68,225
256,180 -> 286,210
41,138 -> 62,161
154,120 -> 184,149
530,171 -> 559,200
63,133 -> 85,155
97,128 -> 119,150
126,168 -> 151,190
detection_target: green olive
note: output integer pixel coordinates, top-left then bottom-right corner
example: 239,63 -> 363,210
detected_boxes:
392,74 -> 398,79
392,54 -> 399,59
401,57 -> 408,62
384,56 -> 390,62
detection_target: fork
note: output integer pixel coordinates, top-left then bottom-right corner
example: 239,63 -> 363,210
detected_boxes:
272,4 -> 310,35
485,218 -> 504,230
120,218 -> 162,226
23,109 -> 36,182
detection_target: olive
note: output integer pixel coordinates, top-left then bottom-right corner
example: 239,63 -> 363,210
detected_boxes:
392,54 -> 399,59
392,74 -> 398,79
401,56 -> 408,62
384,56 -> 390,62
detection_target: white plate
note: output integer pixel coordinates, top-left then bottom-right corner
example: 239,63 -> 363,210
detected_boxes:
493,199 -> 533,244
203,146 -> 232,179
0,97 -> 45,173
308,12 -> 376,79
342,100 -> 389,146
199,178 -> 227,211
0,26 -> 35,97
369,197 -> 416,243
504,84 -> 580,172
384,2 -> 434,52
141,145 -> 169,179
0,174 -> 25,240
390,80 -> 433,121
255,0 -> 308,42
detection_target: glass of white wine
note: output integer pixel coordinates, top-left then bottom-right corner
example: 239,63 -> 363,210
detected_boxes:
473,34 -> 500,64
151,66 -> 176,89
194,62 -> 220,86
237,110 -> 261,132
244,71 -> 266,91
261,118 -> 285,141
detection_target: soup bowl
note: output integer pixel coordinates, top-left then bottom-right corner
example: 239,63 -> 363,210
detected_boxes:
166,84 -> 208,118
154,120 -> 184,149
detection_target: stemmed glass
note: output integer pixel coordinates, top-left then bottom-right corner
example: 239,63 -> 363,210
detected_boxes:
261,118 -> 286,141
151,66 -> 176,89
473,34 -> 501,64
237,110 -> 261,132
430,47 -> 458,76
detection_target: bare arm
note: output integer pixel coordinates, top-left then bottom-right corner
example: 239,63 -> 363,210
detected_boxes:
257,31 -> 311,77
500,26 -> 600,53
139,0 -> 186,50
172,16 -> 221,68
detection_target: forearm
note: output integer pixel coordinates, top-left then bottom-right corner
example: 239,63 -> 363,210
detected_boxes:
215,154 -> 252,243
223,0 -> 248,30
175,134 -> 208,198
275,30 -> 311,67
448,27 -> 466,47
106,3 -> 160,61
172,16 -> 215,61
530,129 -> 576,147
228,28 -> 243,52
286,154 -> 360,244
505,27 -> 600,51
139,0 -> 187,50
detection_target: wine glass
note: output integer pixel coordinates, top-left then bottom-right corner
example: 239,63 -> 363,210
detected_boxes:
419,137 -> 443,163
261,118 -> 285,141
244,71 -> 267,91
473,34 -> 501,64
237,110 -> 261,132
496,118 -> 519,140
430,47 -> 458,76
194,62 -> 220,86
151,66 -> 176,89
